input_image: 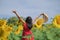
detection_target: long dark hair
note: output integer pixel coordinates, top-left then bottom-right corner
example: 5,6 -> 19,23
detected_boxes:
25,16 -> 33,30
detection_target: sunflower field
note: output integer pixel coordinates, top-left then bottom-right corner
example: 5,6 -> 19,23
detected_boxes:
0,14 -> 60,40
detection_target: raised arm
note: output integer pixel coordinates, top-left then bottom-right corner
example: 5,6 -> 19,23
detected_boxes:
12,10 -> 25,24
33,13 -> 48,24
40,13 -> 48,23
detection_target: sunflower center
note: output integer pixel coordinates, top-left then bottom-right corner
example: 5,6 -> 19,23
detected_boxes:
36,19 -> 44,25
37,21 -> 41,25
0,28 -> 4,37
56,16 -> 60,25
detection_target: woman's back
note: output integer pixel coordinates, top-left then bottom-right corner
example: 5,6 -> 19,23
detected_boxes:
22,23 -> 34,40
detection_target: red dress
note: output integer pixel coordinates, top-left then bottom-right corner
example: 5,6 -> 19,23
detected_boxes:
22,23 -> 34,40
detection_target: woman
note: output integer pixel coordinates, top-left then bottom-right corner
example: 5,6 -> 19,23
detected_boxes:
12,10 -> 48,40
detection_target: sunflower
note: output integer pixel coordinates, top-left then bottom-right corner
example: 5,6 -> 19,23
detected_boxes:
14,25 -> 23,35
0,27 -> 8,40
4,25 -> 12,36
53,15 -> 60,28
0,20 -> 12,40
35,18 -> 44,29
0,20 -> 6,28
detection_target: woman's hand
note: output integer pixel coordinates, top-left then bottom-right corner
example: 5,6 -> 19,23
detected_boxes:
40,13 -> 48,23
12,10 -> 17,14
40,13 -> 45,15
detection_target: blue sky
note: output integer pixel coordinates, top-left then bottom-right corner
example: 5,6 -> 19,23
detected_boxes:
0,0 -> 60,22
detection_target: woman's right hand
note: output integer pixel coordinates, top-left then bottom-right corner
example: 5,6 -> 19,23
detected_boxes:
40,13 -> 48,23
